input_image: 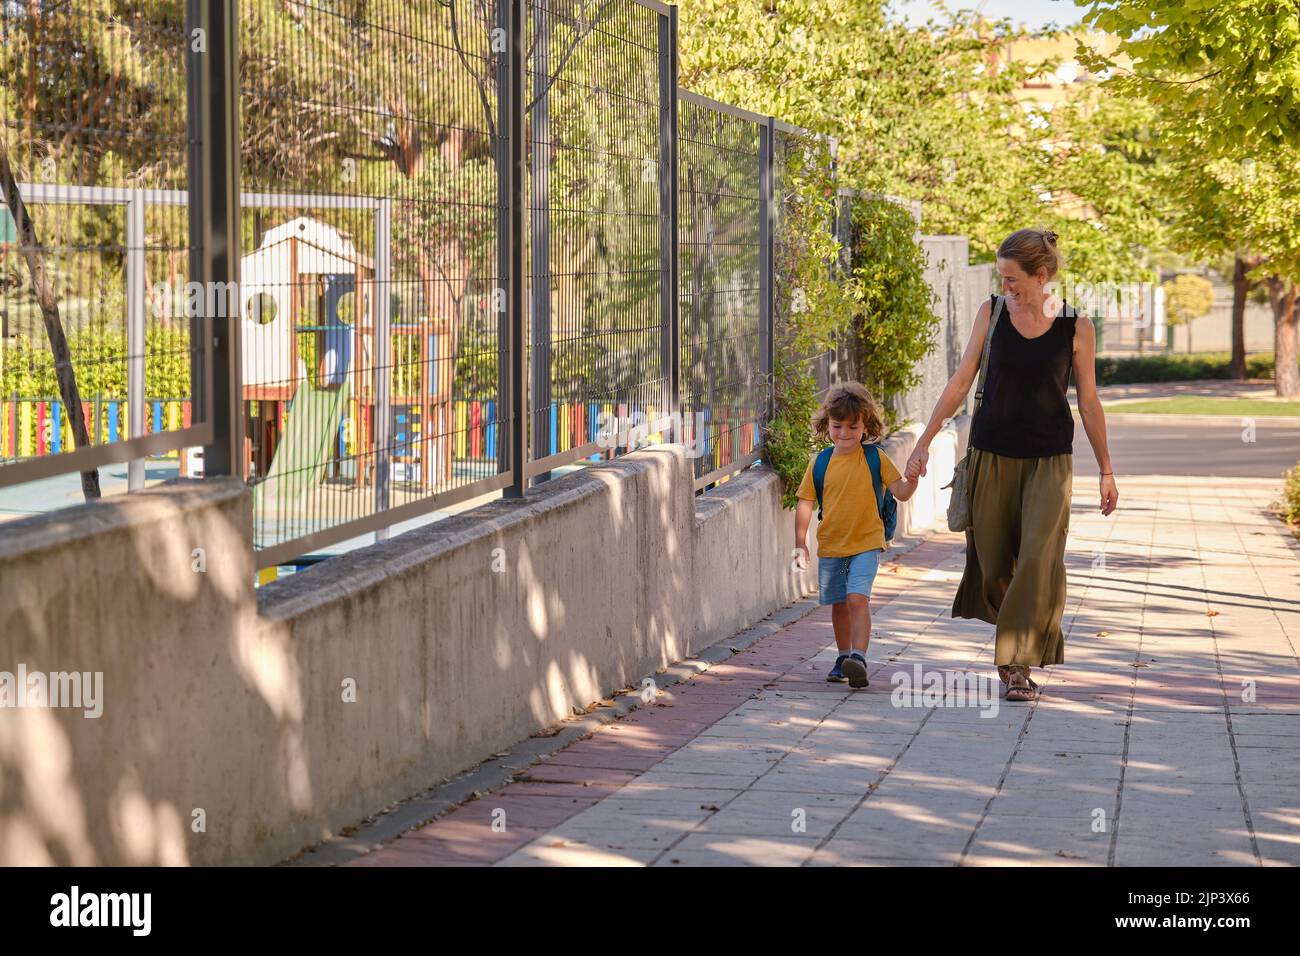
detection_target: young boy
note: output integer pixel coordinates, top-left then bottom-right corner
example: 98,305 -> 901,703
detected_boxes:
793,383 -> 919,688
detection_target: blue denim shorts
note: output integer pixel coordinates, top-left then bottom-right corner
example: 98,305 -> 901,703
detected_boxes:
818,549 -> 882,605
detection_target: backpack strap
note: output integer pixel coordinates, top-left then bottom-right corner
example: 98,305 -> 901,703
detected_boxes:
865,443 -> 886,520
812,446 -> 834,520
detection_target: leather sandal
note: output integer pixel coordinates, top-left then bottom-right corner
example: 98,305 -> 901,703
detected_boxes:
1005,666 -> 1039,702
998,665 -> 1038,692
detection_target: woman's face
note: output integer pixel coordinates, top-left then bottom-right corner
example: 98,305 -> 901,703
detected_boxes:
996,257 -> 1047,304
829,415 -> 865,448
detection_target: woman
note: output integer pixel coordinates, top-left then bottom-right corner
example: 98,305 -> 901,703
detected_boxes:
905,228 -> 1118,702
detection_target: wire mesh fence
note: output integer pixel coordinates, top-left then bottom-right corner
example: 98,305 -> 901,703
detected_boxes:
773,123 -> 837,400
3,0 -> 851,571
677,93 -> 765,486
525,0 -> 666,479
0,1 -> 208,497
238,0 -> 507,559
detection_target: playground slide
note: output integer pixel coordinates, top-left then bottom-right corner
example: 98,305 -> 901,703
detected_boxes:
253,378 -> 349,512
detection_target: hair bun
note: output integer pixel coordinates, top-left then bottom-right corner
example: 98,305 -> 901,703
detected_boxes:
1043,230 -> 1058,245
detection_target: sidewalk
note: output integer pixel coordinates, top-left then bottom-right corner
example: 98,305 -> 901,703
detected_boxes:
341,474 -> 1300,867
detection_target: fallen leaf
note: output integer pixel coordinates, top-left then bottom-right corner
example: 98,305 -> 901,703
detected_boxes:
1096,630 -> 1109,637
700,804 -> 720,811
1056,849 -> 1085,859
1207,610 -> 1220,617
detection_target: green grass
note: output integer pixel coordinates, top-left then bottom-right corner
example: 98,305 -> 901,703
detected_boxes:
1103,397 -> 1300,416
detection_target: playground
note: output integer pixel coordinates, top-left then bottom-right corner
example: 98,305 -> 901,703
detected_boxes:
1,198 -> 761,562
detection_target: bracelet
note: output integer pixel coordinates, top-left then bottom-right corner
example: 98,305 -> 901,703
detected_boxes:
1100,471 -> 1113,476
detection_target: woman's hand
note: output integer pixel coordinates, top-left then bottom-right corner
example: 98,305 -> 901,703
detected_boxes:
1099,474 -> 1118,516
905,445 -> 929,481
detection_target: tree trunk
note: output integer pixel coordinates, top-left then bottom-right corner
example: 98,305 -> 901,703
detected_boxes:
1230,255 -> 1249,378
1268,277 -> 1300,399
0,144 -> 101,499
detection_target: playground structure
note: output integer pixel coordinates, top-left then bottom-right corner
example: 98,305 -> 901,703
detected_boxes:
1,185 -> 463,517
239,215 -> 454,499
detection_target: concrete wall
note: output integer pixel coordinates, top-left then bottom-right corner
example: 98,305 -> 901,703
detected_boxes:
892,235 -> 992,426
0,446 -> 825,865
0,424 -> 968,866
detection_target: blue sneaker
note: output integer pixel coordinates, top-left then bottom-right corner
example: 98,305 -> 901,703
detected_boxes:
842,651 -> 869,689
826,654 -> 849,683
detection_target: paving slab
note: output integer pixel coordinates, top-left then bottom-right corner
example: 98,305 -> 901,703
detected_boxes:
330,475 -> 1298,867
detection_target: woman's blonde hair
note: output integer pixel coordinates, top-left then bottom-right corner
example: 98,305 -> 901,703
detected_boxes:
812,382 -> 886,443
997,228 -> 1063,280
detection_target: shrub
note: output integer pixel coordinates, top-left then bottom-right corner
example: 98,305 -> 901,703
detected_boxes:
1093,351 -> 1286,386
1279,462 -> 1300,532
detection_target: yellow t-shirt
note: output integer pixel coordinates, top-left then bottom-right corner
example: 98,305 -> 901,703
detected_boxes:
797,445 -> 902,556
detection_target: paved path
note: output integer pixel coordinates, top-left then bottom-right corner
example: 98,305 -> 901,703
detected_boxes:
347,474 -> 1300,866
1088,379 -> 1285,402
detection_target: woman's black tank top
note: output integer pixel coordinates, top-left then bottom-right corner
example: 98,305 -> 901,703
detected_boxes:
970,293 -> 1077,458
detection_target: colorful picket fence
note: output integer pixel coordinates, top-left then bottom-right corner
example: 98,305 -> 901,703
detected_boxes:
447,398 -> 759,465
0,397 -> 192,459
2,395 -> 760,471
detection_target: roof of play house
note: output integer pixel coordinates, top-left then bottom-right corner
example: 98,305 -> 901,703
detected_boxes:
242,216 -> 374,274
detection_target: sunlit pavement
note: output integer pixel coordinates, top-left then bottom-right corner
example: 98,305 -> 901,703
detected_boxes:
347,474 -> 1300,867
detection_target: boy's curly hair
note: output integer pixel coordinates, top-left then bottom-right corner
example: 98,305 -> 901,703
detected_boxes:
811,382 -> 886,444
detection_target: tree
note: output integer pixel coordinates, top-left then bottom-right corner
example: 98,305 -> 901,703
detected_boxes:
676,2 -> 1048,259
1078,1 -> 1300,152
1162,273 -> 1214,353
1080,0 -> 1300,395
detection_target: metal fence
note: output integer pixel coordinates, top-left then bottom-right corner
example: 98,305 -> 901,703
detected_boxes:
2,0 -> 841,570
677,92 -> 767,487
0,3 -> 213,495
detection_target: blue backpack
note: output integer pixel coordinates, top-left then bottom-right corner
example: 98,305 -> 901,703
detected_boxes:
812,443 -> 898,542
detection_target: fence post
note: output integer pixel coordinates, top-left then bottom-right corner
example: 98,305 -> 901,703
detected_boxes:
373,198 -> 393,538
759,117 -> 775,434
659,6 -> 680,434
126,192 -> 146,489
502,0 -> 527,498
186,0 -> 242,478
530,1 -> 552,483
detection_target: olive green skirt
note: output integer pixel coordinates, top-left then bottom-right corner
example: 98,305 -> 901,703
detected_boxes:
951,447 -> 1073,667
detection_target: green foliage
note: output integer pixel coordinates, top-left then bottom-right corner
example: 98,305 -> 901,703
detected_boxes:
0,325 -> 190,398
1078,0 -> 1300,391
1162,274 -> 1215,327
1093,351 -> 1284,386
843,195 -> 936,433
765,134 -> 854,508
1279,462 -> 1300,530
1036,91 -> 1168,285
1079,1 -> 1300,153
677,1 -> 1050,262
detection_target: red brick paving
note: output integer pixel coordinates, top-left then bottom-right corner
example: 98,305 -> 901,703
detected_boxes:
344,535 -> 966,867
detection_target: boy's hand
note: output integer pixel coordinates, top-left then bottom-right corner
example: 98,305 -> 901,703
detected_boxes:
791,546 -> 810,572
905,448 -> 927,480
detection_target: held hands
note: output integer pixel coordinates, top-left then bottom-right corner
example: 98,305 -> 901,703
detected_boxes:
904,446 -> 928,482
1099,473 -> 1118,516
